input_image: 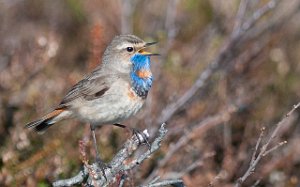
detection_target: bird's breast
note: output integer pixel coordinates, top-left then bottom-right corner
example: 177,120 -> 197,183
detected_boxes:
130,70 -> 153,99
73,80 -> 145,125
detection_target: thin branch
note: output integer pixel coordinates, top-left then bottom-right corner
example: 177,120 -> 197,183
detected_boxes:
162,154 -> 214,180
250,127 -> 265,165
164,0 -> 180,49
52,167 -> 88,187
118,174 -> 126,187
149,176 -> 161,185
250,179 -> 261,187
53,123 -> 177,187
120,0 -> 136,34
208,170 -> 228,187
235,102 -> 300,187
142,179 -> 184,187
262,140 -> 287,156
240,0 -> 279,34
232,0 -> 251,38
145,105 -> 237,183
156,0 -> 282,128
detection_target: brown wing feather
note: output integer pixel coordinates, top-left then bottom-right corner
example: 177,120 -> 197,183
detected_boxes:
59,73 -> 110,107
57,70 -> 129,108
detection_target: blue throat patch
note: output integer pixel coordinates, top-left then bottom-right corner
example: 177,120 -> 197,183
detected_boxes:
130,54 -> 153,98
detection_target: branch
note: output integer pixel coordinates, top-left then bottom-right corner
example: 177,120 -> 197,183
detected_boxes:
238,0 -> 279,37
143,179 -> 184,187
156,0 -> 283,127
53,123 -> 182,187
145,105 -> 237,183
235,102 -> 300,187
232,0 -> 250,38
52,167 -> 89,187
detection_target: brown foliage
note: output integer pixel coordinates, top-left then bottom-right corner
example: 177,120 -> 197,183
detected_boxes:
1,0 -> 300,186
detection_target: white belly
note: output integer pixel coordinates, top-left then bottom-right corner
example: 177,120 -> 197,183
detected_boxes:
72,81 -> 145,125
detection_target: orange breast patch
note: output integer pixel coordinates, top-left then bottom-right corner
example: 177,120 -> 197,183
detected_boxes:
136,70 -> 152,79
127,85 -> 137,100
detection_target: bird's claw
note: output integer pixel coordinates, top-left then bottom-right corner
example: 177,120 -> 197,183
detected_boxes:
113,123 -> 151,150
132,128 -> 151,150
95,157 -> 111,181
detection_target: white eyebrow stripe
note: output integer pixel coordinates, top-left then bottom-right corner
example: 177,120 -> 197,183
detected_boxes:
116,43 -> 131,50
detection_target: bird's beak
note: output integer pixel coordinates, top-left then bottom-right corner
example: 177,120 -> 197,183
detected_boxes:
138,42 -> 159,56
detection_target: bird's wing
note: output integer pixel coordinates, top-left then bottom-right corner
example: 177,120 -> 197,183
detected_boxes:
58,73 -> 111,107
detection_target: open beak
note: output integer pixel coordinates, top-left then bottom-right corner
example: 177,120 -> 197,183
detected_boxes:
138,42 -> 160,56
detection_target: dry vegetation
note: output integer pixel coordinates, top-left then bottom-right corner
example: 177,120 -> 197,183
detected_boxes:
1,0 -> 300,186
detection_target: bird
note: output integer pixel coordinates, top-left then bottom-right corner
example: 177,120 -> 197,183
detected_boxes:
26,34 -> 158,177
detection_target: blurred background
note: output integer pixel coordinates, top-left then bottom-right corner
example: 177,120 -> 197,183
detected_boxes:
1,0 -> 300,186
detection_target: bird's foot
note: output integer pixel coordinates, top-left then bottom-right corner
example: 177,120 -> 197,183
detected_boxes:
95,157 -> 111,181
113,123 -> 151,150
132,128 -> 151,149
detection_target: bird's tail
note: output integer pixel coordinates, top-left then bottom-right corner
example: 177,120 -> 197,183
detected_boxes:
25,109 -> 69,133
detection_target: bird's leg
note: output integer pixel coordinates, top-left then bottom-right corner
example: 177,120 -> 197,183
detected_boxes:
90,124 -> 110,180
90,124 -> 100,158
113,123 -> 151,149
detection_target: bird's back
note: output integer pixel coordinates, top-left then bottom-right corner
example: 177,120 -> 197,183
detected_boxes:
66,69 -> 145,125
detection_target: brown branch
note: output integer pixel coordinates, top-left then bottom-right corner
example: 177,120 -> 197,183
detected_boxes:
232,0 -> 251,38
52,123 -> 183,187
145,105 -> 237,183
235,102 -> 300,187
156,0 -> 283,128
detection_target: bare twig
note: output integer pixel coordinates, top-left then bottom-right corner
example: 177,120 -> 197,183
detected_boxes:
235,102 -> 300,187
208,170 -> 228,187
118,174 -> 126,187
146,105 -> 237,183
52,167 -> 89,187
164,0 -> 180,49
120,0 -> 136,34
232,0 -> 250,38
250,179 -> 261,187
156,0 -> 283,128
240,0 -> 279,34
250,127 -> 265,165
142,179 -> 184,187
263,140 -> 287,156
53,123 -> 181,187
162,153 -> 215,180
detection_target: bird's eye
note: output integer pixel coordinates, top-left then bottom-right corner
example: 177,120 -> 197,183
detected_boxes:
126,47 -> 134,52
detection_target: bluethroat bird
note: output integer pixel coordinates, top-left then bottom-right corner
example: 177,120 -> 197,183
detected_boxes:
26,35 -> 158,177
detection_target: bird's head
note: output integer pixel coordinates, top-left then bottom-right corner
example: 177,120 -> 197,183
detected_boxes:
102,35 -> 157,73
